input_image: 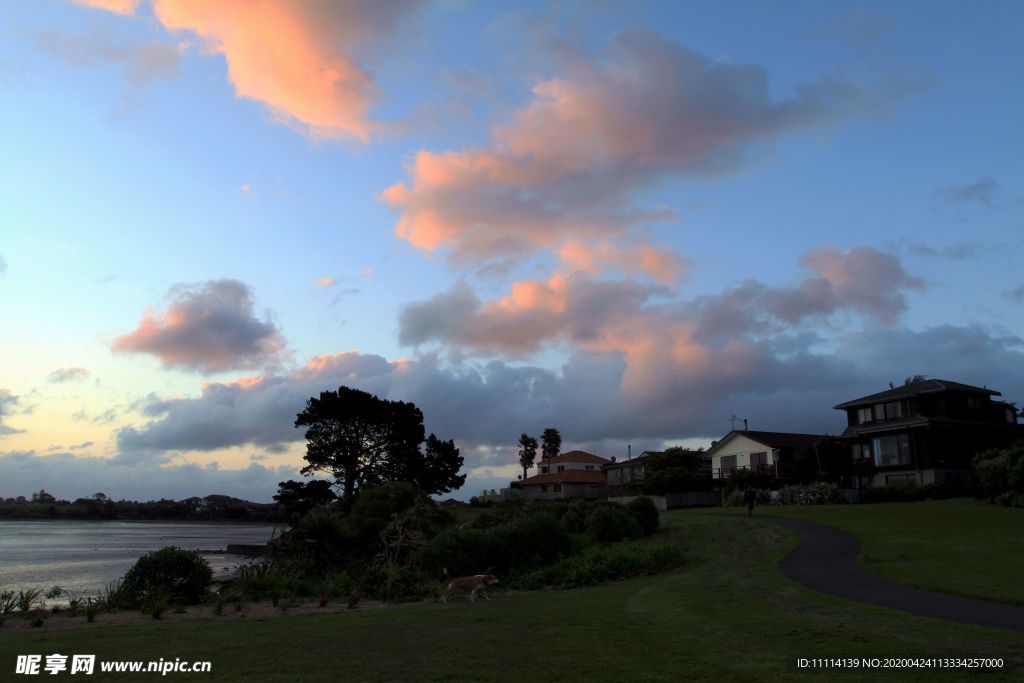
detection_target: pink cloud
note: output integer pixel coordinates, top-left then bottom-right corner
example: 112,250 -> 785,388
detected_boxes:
399,247 -> 925,402
149,0 -> 419,142
112,279 -> 286,373
384,29 -> 914,270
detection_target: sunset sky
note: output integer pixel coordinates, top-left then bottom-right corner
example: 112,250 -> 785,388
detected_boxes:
1,0 -> 1021,502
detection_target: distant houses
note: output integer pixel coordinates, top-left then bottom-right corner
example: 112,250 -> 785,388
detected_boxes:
494,376 -> 1021,502
518,450 -> 610,500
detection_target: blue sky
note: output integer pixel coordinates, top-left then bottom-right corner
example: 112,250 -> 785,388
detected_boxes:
0,0 -> 1021,501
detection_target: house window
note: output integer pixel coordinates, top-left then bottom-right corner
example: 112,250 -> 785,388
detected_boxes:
967,397 -> 982,410
872,434 -> 911,467
557,465 -> 565,472
749,452 -> 768,467
851,443 -> 872,463
857,407 -> 872,424
873,404 -> 885,421
584,465 -> 594,470
720,455 -> 737,475
635,467 -> 645,480
540,485 -> 548,493
540,466 -> 549,474
1008,409 -> 1016,424
553,484 -> 562,493
884,402 -> 903,419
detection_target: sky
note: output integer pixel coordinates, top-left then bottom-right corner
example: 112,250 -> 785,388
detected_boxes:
0,0 -> 1022,503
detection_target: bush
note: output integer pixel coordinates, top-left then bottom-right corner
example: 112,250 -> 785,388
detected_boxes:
775,483 -> 840,506
418,512 -> 573,577
723,488 -> 772,507
974,441 -> 1024,506
626,497 -> 660,536
120,547 -> 212,607
584,503 -> 643,544
512,541 -> 684,590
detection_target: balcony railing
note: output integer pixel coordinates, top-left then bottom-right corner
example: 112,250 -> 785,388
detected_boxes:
711,463 -> 787,480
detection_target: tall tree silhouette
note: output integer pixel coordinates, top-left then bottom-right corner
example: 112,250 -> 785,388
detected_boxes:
518,433 -> 539,480
295,387 -> 465,501
541,427 -> 562,461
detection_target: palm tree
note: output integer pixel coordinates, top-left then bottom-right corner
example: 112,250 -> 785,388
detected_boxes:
541,427 -> 562,462
518,433 -> 538,481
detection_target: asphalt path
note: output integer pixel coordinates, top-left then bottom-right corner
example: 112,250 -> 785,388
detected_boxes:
763,516 -> 1024,634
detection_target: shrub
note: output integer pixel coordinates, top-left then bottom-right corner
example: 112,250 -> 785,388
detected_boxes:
775,483 -> 840,506
584,503 -> 643,544
512,541 -> 684,590
723,488 -> 771,507
626,497 -> 660,536
418,512 -> 573,576
120,547 -> 212,607
974,441 -> 1024,506
561,499 -> 590,534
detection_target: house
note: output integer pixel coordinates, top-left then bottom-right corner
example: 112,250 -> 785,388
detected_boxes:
704,430 -> 825,483
518,450 -> 610,500
603,451 -> 659,490
835,378 -> 1022,488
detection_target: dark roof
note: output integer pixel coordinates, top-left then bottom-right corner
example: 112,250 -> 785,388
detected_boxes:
541,450 -> 611,465
706,430 -> 824,457
834,379 -> 1000,409
520,470 -> 607,486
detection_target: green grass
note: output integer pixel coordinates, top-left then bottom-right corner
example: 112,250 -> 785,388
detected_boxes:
0,507 -> 1021,682
761,498 -> 1024,605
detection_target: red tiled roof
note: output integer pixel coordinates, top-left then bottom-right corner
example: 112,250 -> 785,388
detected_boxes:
520,470 -> 607,485
541,450 -> 611,465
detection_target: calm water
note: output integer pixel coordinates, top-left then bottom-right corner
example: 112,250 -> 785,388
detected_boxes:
0,520 -> 283,598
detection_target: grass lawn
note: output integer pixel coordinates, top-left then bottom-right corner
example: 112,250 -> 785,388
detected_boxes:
1,507 -> 1021,682
760,498 -> 1024,605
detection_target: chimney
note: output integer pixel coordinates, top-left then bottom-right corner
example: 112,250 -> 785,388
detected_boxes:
627,444 -> 632,460
743,418 -> 748,431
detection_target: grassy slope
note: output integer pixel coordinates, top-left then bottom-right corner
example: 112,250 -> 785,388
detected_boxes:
1,508 -> 1021,682
761,498 -> 1024,605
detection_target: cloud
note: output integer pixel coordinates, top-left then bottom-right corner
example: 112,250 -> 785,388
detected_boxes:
938,176 -> 999,206
400,247 -> 924,355
1005,285 -> 1024,302
383,28 -> 919,270
111,279 -> 287,373
0,390 -> 25,437
314,276 -> 338,288
0,450 -> 293,503
34,28 -> 181,88
47,367 -> 91,383
146,0 -> 421,143
113,319 -> 1024,489
70,0 -> 140,15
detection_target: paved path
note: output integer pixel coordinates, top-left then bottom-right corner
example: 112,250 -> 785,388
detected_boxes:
763,516 -> 1024,634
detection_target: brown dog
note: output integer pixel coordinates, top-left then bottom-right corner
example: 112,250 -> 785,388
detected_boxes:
441,570 -> 499,603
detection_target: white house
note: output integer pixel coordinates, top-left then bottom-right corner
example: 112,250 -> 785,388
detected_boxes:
704,430 -> 823,482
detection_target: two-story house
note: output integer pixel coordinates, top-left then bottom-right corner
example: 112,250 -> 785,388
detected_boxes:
518,450 -> 610,500
835,378 -> 1022,488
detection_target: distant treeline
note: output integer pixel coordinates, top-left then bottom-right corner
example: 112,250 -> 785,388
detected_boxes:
0,495 -> 286,523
